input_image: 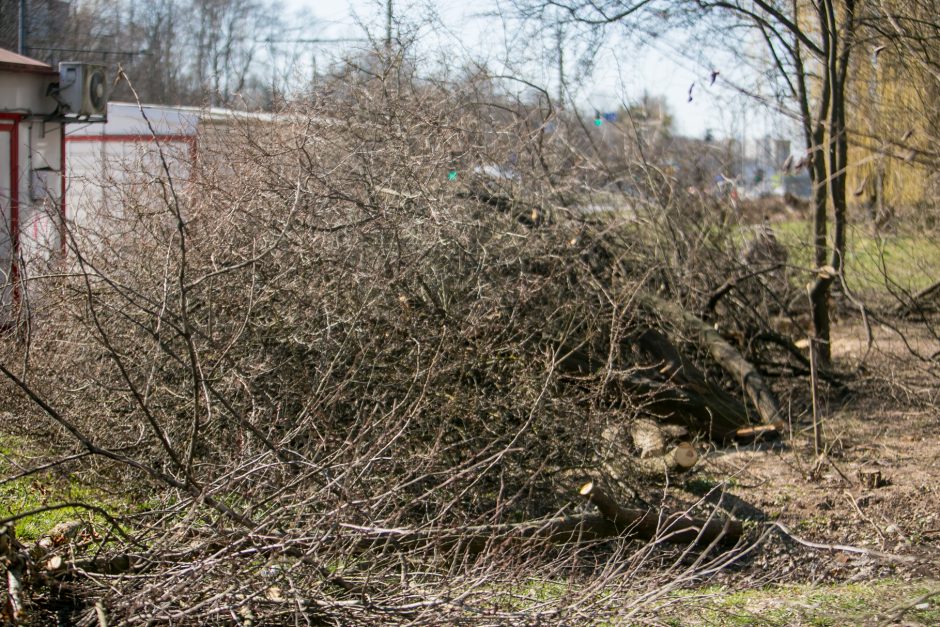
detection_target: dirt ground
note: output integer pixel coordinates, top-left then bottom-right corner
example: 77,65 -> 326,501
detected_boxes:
651,317 -> 940,624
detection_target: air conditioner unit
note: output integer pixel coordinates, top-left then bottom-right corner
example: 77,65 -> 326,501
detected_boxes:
58,63 -> 109,119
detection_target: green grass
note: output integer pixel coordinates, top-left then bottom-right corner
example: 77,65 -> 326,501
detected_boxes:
474,576 -> 939,624
774,220 -> 940,296
0,434 -> 123,541
488,578 -> 570,611
660,579 -> 940,626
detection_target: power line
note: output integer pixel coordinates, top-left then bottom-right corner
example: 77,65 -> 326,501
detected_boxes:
25,46 -> 151,57
259,37 -> 365,45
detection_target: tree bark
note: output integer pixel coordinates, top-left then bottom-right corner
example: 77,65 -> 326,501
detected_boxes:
631,326 -> 753,439
634,443 -> 699,474
558,329 -> 751,441
647,296 -> 785,432
618,372 -> 748,441
807,265 -> 835,369
579,480 -> 742,545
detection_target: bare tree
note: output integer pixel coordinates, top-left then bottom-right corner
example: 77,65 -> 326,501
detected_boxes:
513,0 -> 871,365
15,0 -> 288,106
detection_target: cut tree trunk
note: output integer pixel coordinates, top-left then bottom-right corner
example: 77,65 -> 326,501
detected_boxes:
647,295 -> 785,433
630,418 -> 667,458
600,425 -> 697,479
633,443 -> 699,474
631,325 -> 750,439
346,479 -> 741,552
618,371 -> 748,442
808,266 -> 836,367
557,297 -> 783,441
560,343 -> 749,441
579,480 -> 741,545
2,525 -> 25,624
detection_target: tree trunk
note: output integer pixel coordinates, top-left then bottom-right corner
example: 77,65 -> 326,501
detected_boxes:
629,418 -> 667,458
829,0 -> 856,294
647,296 -> 785,431
579,480 -> 741,545
634,443 -> 699,474
895,279 -> 940,317
558,328 -> 751,441
808,267 -> 835,368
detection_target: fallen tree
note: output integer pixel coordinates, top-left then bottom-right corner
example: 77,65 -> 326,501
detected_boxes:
558,317 -> 783,441
895,279 -> 940,317
579,480 -> 742,546
647,295 -> 786,433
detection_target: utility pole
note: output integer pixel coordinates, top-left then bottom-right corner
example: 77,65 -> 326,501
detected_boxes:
555,21 -> 564,106
385,0 -> 393,49
18,0 -> 27,55
553,7 -> 565,107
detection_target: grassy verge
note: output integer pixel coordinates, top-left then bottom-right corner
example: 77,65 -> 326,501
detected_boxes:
774,220 -> 940,297
658,579 -> 940,626
477,576 -> 940,624
0,434 -> 123,541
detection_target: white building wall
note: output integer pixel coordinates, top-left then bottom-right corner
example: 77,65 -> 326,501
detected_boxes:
0,72 -> 59,114
1,69 -> 63,315
66,103 -> 199,238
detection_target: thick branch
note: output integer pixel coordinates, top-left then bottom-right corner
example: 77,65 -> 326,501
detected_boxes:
580,480 -> 742,545
647,296 -> 785,429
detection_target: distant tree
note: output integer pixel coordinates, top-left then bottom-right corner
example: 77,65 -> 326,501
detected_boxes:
1,0 -> 69,57
515,0 -> 868,365
187,0 -> 277,106
847,0 -> 940,224
11,0 -> 290,107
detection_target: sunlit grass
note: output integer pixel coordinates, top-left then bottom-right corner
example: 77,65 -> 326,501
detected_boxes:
660,579 -> 940,626
0,435 -> 123,541
773,220 -> 940,297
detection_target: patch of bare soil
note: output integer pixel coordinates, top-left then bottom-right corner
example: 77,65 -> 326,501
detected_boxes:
692,317 -> 940,587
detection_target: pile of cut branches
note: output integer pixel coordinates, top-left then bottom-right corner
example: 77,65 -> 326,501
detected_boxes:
1,56 -> 790,624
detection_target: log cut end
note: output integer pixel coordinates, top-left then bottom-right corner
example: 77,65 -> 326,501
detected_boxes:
672,442 -> 699,470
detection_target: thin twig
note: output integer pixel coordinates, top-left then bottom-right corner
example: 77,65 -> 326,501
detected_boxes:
771,522 -> 915,564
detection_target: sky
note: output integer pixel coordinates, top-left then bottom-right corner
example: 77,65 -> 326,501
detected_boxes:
281,0 -> 794,144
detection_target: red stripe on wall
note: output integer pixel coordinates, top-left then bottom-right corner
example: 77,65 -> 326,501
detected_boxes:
1,115 -> 22,303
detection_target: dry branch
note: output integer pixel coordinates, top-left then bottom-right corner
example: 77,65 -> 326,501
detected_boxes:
345,475 -> 739,554
579,480 -> 742,545
342,516 -> 620,554
895,279 -> 940,317
771,522 -> 915,564
733,424 -> 782,443
648,295 -> 785,433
